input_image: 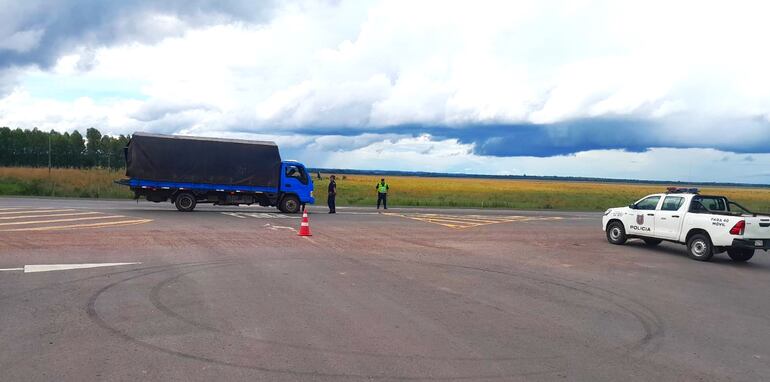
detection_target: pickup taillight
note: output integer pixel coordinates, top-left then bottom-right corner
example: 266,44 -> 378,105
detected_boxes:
729,220 -> 745,235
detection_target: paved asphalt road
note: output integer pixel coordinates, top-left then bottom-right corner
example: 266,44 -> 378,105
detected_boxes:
1,197 -> 769,381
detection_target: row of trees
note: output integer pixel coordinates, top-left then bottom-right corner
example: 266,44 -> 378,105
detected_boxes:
0,127 -> 130,169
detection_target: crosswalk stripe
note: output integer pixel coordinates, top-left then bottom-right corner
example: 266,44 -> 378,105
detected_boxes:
0,219 -> 152,232
0,209 -> 75,215
221,212 -> 297,219
0,211 -> 101,220
0,215 -> 122,226
221,212 -> 247,218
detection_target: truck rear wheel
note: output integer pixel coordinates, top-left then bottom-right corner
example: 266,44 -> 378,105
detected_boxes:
279,195 -> 300,214
175,192 -> 197,212
727,248 -> 754,262
687,234 -> 713,261
606,221 -> 627,245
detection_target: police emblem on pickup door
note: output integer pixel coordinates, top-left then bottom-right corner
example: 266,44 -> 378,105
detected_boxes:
636,214 -> 644,225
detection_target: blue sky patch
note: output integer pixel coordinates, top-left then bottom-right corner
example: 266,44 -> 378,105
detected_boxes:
22,73 -> 147,102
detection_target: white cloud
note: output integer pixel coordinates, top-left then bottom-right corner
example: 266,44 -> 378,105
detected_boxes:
1,0 -> 770,182
3,0 -> 769,131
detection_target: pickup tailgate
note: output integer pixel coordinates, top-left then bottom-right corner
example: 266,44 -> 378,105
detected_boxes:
745,216 -> 770,239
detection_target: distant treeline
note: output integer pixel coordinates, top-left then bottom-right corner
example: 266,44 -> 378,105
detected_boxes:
310,168 -> 770,189
0,127 -> 128,169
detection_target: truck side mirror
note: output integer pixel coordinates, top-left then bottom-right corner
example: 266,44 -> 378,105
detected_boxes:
629,204 -> 636,209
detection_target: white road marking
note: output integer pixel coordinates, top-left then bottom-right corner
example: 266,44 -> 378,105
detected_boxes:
0,215 -> 121,226
0,263 -> 141,273
263,223 -> 296,231
0,211 -> 101,220
221,212 -> 298,219
24,262 -> 141,273
0,209 -> 75,215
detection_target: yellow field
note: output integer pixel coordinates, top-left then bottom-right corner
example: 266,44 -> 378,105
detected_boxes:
316,174 -> 770,212
1,167 -> 769,212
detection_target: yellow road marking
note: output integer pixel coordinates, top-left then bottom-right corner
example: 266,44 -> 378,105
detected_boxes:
0,209 -> 75,215
411,216 -> 505,224
389,214 -> 487,229
0,215 -> 122,226
0,211 -> 101,220
0,219 -> 153,232
413,218 -> 486,227
420,213 -> 520,220
385,213 -> 566,229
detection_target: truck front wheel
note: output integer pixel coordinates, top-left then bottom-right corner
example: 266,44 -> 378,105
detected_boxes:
727,248 -> 754,262
687,234 -> 713,261
175,192 -> 197,212
606,221 -> 627,245
279,195 -> 300,214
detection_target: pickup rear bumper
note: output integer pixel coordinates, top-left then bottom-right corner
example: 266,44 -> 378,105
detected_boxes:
732,239 -> 770,251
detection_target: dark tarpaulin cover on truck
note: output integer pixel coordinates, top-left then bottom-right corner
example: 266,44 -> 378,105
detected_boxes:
125,132 -> 282,188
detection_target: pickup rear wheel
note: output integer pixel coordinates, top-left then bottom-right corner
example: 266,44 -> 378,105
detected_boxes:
279,195 -> 300,214
687,234 -> 713,261
606,221 -> 627,245
175,192 -> 197,212
727,248 -> 754,262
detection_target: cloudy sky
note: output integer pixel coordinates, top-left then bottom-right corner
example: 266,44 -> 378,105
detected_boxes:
2,0 -> 770,183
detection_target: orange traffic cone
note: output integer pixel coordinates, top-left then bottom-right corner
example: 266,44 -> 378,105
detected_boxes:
298,208 -> 312,236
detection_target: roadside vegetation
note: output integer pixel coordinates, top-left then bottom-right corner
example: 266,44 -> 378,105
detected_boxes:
0,167 -> 132,199
1,167 -> 769,212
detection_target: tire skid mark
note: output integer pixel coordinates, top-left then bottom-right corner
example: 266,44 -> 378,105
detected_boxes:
293,231 -> 665,358
87,261 -> 563,380
148,263 -> 562,363
396,260 -> 665,358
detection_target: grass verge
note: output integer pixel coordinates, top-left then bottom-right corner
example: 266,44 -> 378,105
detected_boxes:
0,167 -> 132,199
1,167 -> 769,212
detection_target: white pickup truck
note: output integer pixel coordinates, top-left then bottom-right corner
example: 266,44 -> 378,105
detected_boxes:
602,188 -> 770,262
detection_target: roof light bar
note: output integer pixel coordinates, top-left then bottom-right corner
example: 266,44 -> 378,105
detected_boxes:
666,187 -> 699,194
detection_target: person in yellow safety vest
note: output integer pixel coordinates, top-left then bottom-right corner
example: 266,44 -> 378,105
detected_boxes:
376,178 -> 389,209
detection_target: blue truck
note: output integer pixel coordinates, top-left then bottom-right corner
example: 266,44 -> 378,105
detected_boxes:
116,132 -> 314,213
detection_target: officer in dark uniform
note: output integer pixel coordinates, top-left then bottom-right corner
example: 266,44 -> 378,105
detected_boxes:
327,175 -> 337,214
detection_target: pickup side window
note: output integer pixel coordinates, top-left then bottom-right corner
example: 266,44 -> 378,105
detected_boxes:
285,165 -> 308,185
690,196 -> 727,213
635,196 -> 661,210
661,196 -> 684,211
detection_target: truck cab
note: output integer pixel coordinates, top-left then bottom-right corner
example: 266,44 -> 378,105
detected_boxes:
279,161 -> 314,212
602,188 -> 770,262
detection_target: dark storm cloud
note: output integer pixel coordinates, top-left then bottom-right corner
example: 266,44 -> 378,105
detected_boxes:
0,0 -> 277,70
270,117 -> 770,157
